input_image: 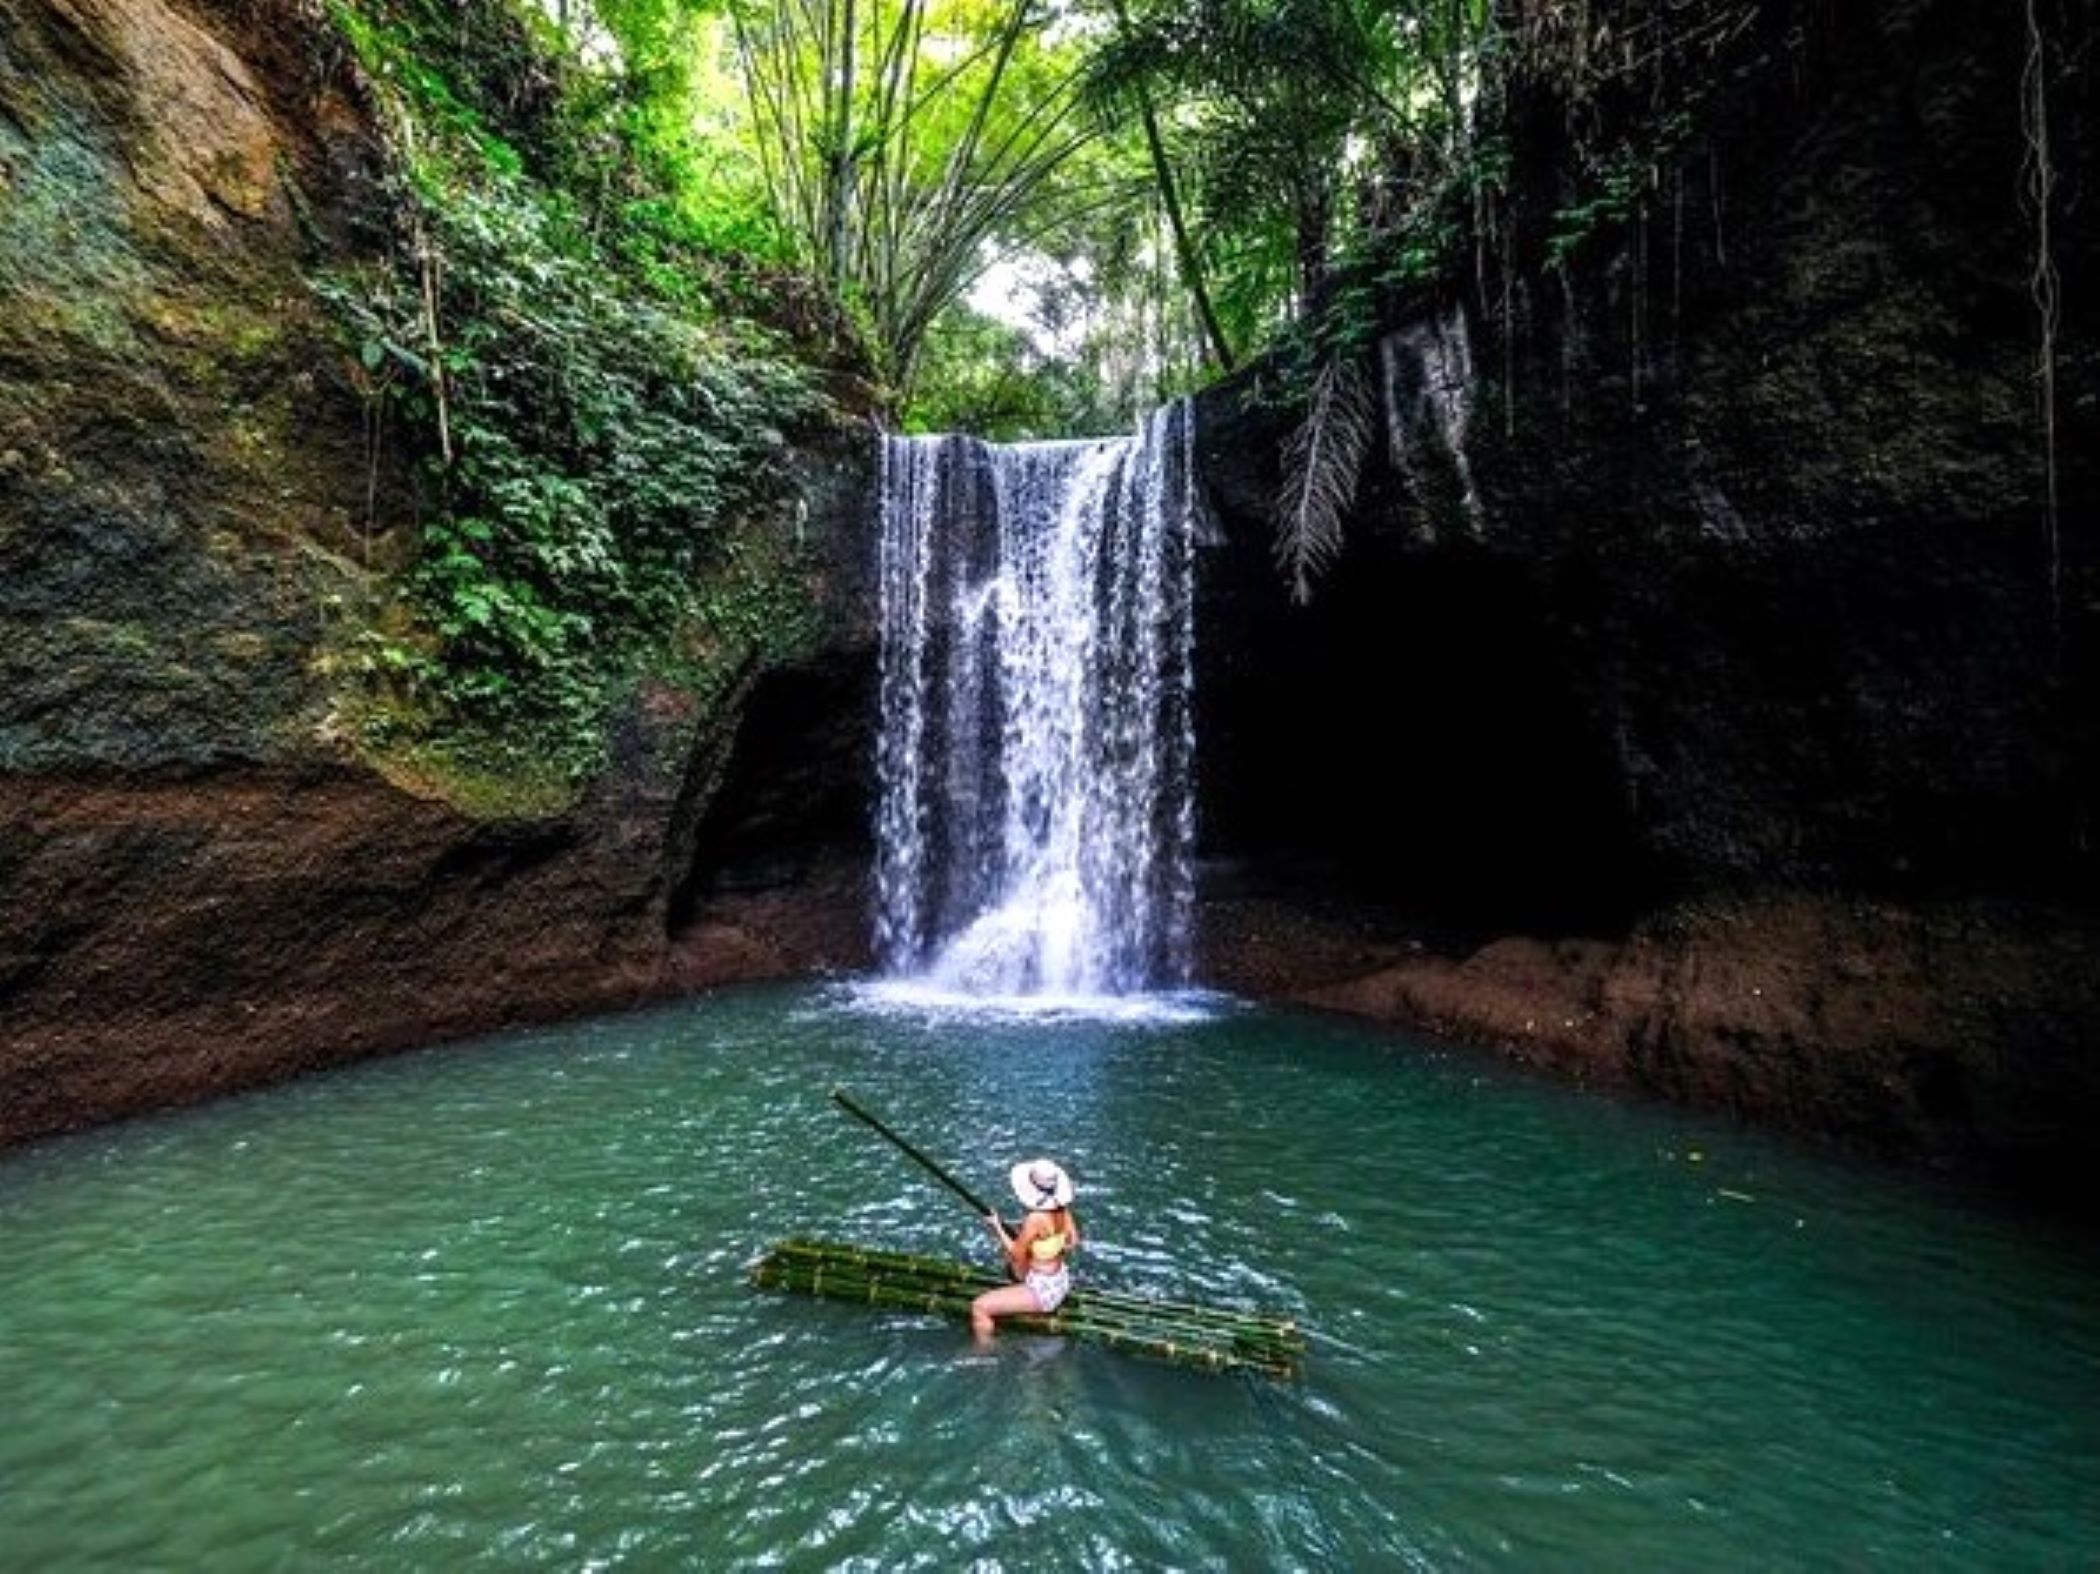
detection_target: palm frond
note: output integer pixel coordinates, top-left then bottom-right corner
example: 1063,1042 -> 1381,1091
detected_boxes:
1273,353 -> 1372,604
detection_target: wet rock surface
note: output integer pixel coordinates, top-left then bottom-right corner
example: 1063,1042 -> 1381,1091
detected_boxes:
1184,0 -> 2099,1195
1197,883 -> 2100,1198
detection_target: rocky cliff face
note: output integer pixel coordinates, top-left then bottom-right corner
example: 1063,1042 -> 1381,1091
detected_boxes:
1,0 -> 377,773
1188,0 -> 2099,1194
0,0 -> 872,1148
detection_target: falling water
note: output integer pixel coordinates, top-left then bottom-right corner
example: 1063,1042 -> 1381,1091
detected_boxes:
874,401 -> 1198,1001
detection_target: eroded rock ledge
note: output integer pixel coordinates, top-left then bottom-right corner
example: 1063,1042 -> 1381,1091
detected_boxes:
0,752 -> 874,1150
1198,889 -> 2100,1196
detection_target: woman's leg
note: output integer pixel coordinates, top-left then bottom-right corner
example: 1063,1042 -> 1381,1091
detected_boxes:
970,1282 -> 1039,1344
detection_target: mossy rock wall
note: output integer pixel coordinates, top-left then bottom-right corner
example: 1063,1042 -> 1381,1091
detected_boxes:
0,0 -> 873,1149
0,0 -> 395,769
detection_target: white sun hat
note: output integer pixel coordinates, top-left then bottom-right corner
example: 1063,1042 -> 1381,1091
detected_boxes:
1010,1158 -> 1074,1210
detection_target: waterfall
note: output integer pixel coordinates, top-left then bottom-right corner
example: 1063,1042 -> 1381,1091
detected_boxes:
873,401 -> 1198,1001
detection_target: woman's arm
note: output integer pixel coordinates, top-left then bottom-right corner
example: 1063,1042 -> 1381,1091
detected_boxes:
1002,1212 -> 1047,1279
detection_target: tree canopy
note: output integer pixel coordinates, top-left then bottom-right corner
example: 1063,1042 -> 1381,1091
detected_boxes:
521,0 -> 1503,432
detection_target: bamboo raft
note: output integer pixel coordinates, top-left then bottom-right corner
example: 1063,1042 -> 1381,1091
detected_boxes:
751,1237 -> 1306,1379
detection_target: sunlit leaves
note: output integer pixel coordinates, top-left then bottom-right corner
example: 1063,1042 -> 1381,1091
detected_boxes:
728,0 -> 1102,405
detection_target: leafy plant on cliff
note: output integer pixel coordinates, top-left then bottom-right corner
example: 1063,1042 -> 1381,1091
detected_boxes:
318,0 -> 826,804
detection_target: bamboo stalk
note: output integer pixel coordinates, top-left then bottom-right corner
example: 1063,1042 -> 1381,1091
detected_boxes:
762,1269 -> 1297,1360
761,1239 -> 1299,1349
757,1269 -> 1291,1375
752,1239 -> 1305,1377
760,1239 -> 1299,1339
757,1263 -> 1295,1352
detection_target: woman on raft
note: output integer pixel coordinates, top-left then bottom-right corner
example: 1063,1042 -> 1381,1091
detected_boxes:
971,1158 -> 1080,1344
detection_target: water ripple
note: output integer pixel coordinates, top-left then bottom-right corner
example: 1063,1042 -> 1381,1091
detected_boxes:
1,983 -> 2097,1568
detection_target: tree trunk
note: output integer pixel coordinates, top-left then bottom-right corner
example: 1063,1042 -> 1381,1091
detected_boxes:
1110,0 -> 1236,374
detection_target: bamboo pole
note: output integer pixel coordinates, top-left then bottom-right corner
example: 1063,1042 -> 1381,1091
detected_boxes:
755,1267 -> 1288,1374
830,1090 -> 1004,1224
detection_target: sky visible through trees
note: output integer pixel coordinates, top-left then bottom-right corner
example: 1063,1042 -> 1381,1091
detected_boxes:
561,0 -> 1498,434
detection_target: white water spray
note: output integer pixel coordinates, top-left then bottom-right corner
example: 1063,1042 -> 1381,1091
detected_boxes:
874,402 -> 1199,1001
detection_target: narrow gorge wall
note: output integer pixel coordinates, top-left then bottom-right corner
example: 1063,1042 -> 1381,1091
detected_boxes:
1188,0 -> 2100,1193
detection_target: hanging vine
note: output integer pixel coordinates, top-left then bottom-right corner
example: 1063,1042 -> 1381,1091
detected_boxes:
2019,0 -> 2061,639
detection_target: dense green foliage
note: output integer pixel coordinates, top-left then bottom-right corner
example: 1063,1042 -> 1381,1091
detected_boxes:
319,0 -> 1711,451
312,0 -> 1800,727
906,304 -> 1122,438
319,0 -> 827,804
691,0 -> 1506,427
